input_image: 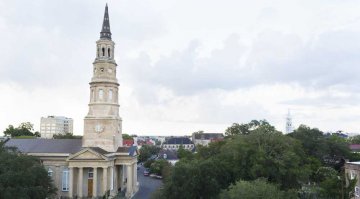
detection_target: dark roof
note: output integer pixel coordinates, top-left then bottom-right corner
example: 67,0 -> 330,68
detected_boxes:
5,139 -> 82,154
193,133 -> 224,140
158,149 -> 178,160
89,147 -> 108,155
117,146 -> 130,153
116,146 -> 138,156
100,4 -> 112,40
164,137 -> 193,145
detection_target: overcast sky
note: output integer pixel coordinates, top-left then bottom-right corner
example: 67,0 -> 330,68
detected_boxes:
1,0 -> 360,136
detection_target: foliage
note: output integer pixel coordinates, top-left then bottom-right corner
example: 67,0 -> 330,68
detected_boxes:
349,135 -> 360,144
219,178 -> 296,199
288,125 -> 353,170
163,159 -> 232,199
3,122 -> 40,138
149,159 -> 172,177
224,120 -> 272,136
158,121 -> 359,199
177,145 -> 194,160
144,159 -> 155,168
53,132 -> 82,139
139,145 -> 161,162
122,134 -> 133,140
0,142 -> 57,198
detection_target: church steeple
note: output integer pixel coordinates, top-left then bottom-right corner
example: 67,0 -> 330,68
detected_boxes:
100,4 -> 112,40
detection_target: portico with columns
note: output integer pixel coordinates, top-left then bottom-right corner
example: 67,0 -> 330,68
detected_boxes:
65,148 -> 138,198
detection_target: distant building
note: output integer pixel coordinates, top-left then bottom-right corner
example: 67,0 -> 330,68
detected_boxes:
123,139 -> 134,147
40,116 -> 73,139
162,137 -> 194,151
158,149 -> 179,165
192,133 -> 224,146
285,110 -> 293,134
350,144 -> 360,153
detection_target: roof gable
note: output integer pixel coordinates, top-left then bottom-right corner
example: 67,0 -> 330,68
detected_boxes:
68,148 -> 108,161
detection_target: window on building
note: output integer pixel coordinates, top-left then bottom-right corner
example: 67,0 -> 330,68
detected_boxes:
99,89 -> 104,100
62,169 -> 69,191
102,47 -> 105,56
108,48 -> 111,58
88,168 -> 93,179
109,90 -> 113,101
48,168 -> 53,177
351,171 -> 357,180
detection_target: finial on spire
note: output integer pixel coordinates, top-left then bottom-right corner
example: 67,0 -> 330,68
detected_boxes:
100,3 -> 112,40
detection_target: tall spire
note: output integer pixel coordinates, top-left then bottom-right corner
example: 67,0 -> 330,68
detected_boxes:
100,3 -> 112,40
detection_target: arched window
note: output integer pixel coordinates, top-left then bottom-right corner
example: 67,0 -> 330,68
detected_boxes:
99,89 -> 104,100
109,89 -> 113,101
102,47 -> 105,56
108,48 -> 111,58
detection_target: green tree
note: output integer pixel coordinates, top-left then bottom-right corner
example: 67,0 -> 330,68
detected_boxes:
349,135 -> 360,144
219,178 -> 296,199
122,134 -> 133,140
177,145 -> 194,161
149,159 -> 171,176
225,120 -> 273,136
3,122 -> 39,138
0,143 -> 57,198
53,133 -> 82,139
139,145 -> 160,162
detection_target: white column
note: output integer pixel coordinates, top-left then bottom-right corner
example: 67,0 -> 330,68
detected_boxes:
113,166 -> 118,192
93,167 -> 98,197
126,164 -> 133,197
69,167 -> 74,198
133,163 -> 137,191
102,167 -> 108,195
78,167 -> 83,197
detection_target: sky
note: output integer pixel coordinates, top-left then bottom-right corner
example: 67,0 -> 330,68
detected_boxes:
1,0 -> 360,136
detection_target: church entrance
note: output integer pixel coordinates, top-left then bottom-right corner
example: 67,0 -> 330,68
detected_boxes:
88,169 -> 93,197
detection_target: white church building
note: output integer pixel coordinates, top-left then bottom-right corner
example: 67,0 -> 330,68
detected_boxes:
5,5 -> 138,199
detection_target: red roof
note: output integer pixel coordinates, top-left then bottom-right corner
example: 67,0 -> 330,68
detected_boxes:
350,144 -> 360,150
123,139 -> 134,147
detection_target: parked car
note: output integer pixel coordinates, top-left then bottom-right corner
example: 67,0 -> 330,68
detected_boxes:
150,174 -> 156,178
143,170 -> 150,176
155,175 -> 163,179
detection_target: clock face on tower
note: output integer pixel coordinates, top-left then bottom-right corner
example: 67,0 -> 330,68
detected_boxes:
94,124 -> 105,133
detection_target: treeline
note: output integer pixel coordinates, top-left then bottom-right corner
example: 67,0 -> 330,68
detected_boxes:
152,120 -> 359,199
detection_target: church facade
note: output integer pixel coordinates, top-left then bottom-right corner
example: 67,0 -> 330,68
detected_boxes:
5,5 -> 138,199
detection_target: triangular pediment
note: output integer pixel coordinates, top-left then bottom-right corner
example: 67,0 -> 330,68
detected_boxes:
68,148 -> 108,161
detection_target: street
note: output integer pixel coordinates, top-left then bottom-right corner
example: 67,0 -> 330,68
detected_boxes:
133,164 -> 163,199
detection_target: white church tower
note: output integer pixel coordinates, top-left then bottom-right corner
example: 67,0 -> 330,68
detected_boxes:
82,4 -> 123,152
285,109 -> 293,134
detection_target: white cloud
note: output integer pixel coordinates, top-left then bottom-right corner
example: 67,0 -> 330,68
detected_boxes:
1,0 -> 360,136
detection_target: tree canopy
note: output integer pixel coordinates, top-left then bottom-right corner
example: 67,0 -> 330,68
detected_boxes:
0,143 -> 57,198
3,122 -> 40,138
157,120 -> 358,199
